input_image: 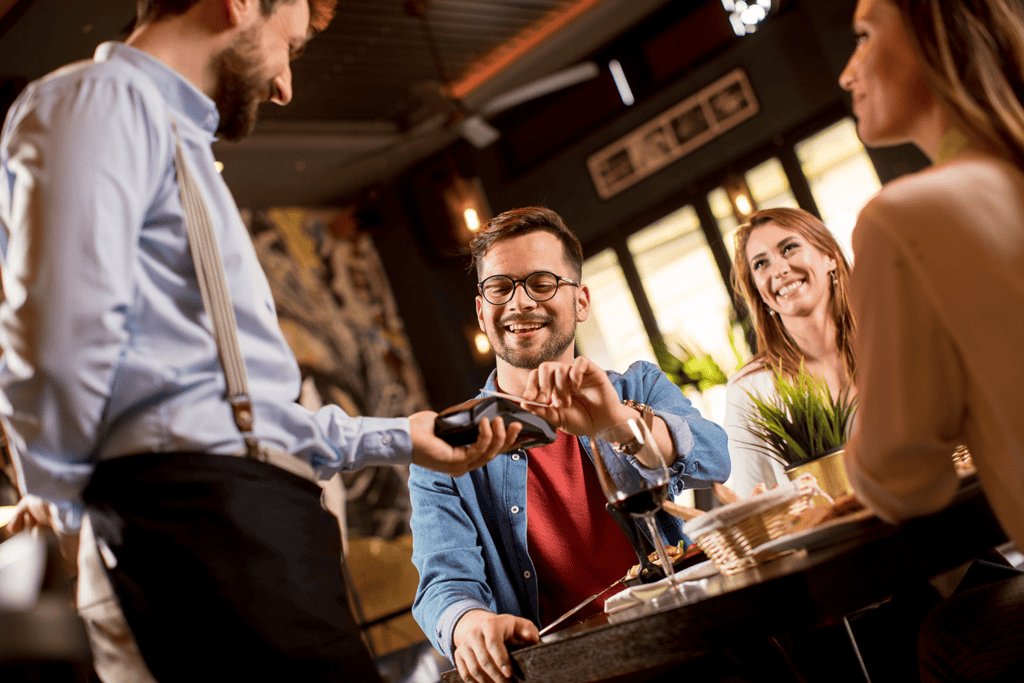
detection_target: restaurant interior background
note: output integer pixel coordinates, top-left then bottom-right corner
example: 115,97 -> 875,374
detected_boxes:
0,0 -> 933,664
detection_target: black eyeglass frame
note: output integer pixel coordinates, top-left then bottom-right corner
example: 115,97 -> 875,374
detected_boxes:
477,271 -> 580,305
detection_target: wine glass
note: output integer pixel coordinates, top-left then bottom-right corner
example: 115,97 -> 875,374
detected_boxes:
589,417 -> 679,586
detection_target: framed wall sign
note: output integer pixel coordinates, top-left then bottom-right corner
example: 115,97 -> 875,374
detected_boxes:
587,68 -> 759,200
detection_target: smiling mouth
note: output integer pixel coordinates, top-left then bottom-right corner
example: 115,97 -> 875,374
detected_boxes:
506,322 -> 546,333
776,280 -> 806,299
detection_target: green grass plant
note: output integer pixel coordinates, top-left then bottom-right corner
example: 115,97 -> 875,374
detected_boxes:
740,365 -> 857,466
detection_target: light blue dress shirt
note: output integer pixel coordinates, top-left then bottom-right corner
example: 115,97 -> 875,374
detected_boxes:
0,42 -> 412,531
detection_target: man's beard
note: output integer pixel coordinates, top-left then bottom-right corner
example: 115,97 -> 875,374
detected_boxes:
491,316 -> 578,370
211,26 -> 266,142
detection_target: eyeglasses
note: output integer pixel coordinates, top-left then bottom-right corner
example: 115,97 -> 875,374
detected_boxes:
478,271 -> 580,305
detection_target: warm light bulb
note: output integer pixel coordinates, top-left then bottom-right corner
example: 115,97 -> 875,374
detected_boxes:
735,193 -> 752,215
214,161 -> 224,173
464,208 -> 480,232
474,332 -> 491,355
741,5 -> 766,24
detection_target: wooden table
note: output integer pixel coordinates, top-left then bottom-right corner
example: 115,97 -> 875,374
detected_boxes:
441,477 -> 1007,683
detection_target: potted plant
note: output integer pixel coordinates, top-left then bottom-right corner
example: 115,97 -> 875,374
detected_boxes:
739,365 -> 858,500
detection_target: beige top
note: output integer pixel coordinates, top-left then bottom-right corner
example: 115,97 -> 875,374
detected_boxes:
724,367 -> 788,498
844,152 -> 1024,552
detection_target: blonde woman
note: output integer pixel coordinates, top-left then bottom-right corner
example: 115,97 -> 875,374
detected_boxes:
840,0 -> 1024,680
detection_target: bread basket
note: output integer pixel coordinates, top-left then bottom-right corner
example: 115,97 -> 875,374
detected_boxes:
683,473 -> 823,575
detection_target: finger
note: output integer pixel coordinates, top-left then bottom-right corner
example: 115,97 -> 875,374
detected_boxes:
510,620 -> 541,646
498,420 -> 523,452
476,413 -> 495,443
521,368 -> 542,401
460,641 -> 506,683
27,499 -> 50,523
551,365 -> 571,403
456,650 -> 486,683
534,362 -> 556,402
469,418 -> 517,469
7,509 -> 26,534
484,415 -> 506,450
452,418 -> 507,476
540,366 -> 565,409
570,355 -> 590,387
481,635 -> 514,682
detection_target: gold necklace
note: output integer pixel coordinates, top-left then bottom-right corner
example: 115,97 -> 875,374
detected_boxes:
937,127 -> 970,163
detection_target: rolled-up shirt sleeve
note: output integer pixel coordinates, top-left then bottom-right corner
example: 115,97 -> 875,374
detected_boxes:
844,208 -> 964,523
628,361 -> 730,492
0,74 -> 163,527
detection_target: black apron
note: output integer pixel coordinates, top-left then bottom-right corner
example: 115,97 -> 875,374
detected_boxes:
83,452 -> 383,682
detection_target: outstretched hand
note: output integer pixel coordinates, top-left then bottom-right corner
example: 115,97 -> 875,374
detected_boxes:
453,609 -> 539,683
410,411 -> 522,477
519,356 -> 635,437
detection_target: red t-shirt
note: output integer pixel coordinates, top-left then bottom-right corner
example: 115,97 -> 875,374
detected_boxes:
526,430 -> 640,626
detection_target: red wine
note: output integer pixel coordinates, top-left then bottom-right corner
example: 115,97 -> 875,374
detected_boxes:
611,483 -> 669,517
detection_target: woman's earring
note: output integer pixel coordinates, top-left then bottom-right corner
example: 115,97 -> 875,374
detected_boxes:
830,270 -> 838,287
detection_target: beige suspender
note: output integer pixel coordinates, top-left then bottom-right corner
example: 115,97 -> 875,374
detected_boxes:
170,118 -> 260,460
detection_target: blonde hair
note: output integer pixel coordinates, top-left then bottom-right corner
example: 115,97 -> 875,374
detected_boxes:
895,0 -> 1024,166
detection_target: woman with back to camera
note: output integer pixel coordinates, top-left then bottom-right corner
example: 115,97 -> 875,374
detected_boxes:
840,0 -> 1024,680
724,207 -> 856,498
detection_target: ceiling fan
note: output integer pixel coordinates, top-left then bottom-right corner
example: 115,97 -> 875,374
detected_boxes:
403,0 -> 601,149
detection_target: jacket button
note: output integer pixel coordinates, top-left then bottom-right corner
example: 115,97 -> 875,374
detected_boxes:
511,506 -> 520,514
524,571 -> 531,579
511,453 -> 520,461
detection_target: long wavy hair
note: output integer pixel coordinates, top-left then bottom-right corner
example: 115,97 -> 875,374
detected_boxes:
894,0 -> 1024,167
732,207 -> 856,381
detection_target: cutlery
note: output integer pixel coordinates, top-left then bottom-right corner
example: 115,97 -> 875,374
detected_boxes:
538,578 -> 625,636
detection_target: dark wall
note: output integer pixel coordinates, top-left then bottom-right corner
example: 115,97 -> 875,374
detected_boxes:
374,0 -> 929,411
371,180 -> 493,412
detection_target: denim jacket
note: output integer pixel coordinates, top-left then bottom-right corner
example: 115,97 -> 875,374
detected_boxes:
409,361 -> 730,662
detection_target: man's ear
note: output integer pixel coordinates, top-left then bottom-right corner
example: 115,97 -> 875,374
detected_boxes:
575,284 -> 590,323
475,296 -> 486,331
225,0 -> 259,27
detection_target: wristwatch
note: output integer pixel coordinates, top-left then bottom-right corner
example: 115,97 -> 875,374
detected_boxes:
619,399 -> 655,456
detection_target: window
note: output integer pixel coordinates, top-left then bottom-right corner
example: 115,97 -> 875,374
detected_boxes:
747,157 -> 797,210
627,206 -> 740,375
714,156 -> 798,262
628,205 -> 742,425
577,248 -> 655,373
795,118 -> 881,262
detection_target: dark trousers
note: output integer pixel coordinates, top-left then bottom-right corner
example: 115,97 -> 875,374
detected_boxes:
83,452 -> 382,683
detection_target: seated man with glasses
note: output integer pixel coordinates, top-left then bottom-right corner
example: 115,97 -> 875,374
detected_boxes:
409,206 -> 730,683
